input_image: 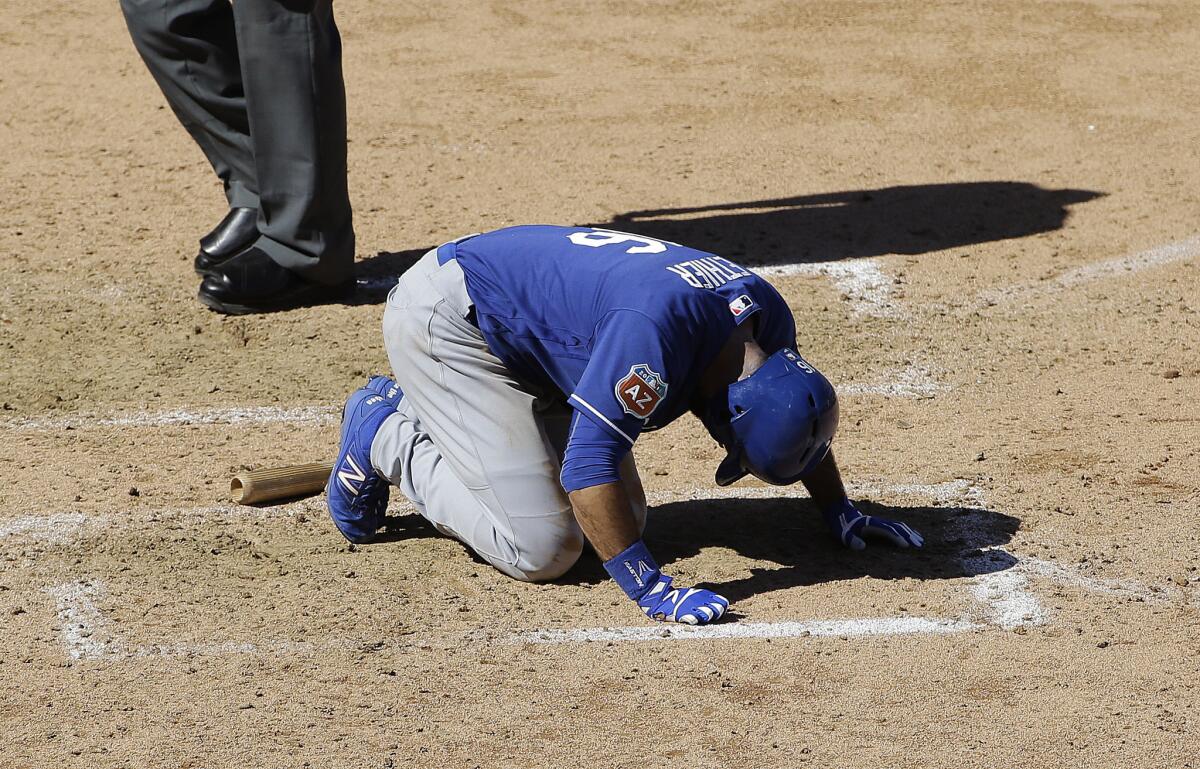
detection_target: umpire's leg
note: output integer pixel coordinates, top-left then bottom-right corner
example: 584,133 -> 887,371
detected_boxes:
231,0 -> 354,286
119,0 -> 259,210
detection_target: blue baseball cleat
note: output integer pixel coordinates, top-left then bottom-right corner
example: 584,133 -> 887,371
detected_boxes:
363,374 -> 403,401
327,376 -> 403,543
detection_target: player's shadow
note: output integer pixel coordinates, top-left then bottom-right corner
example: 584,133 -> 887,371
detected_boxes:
562,496 -> 1021,603
342,181 -> 1100,306
370,494 -> 1020,604
599,182 -> 1101,266
347,247 -> 429,305
372,512 -> 438,543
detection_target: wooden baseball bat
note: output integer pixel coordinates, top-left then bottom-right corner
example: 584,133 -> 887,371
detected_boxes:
231,461 -> 334,505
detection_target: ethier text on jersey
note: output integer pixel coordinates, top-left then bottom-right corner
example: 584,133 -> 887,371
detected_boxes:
666,256 -> 752,289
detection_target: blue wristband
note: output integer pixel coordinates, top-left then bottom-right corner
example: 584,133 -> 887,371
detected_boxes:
820,497 -> 856,520
603,539 -> 662,601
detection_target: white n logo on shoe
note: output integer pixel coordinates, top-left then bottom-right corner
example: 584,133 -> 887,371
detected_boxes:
337,455 -> 367,495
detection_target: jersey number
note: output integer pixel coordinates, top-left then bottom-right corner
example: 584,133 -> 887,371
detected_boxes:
568,229 -> 672,254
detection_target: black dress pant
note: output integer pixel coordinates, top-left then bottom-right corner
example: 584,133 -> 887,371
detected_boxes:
121,0 -> 353,284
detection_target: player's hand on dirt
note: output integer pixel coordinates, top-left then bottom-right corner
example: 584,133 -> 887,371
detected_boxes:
822,499 -> 924,551
637,574 -> 729,625
603,540 -> 729,625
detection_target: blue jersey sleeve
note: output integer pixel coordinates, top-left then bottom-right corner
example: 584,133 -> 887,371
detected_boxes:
567,309 -> 688,447
560,410 -> 630,493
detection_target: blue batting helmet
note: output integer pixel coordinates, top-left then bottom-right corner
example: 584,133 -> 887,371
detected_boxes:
704,348 -> 839,486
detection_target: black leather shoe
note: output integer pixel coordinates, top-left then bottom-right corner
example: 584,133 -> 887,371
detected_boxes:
194,207 -> 258,276
198,247 -> 354,315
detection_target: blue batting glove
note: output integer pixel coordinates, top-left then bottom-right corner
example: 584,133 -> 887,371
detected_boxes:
822,499 -> 924,551
637,574 -> 729,625
603,539 -> 729,625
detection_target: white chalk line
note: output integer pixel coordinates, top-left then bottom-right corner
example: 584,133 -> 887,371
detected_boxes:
44,576 -> 980,659
530,481 -> 1029,645
945,507 -> 1180,601
509,617 -> 979,644
758,259 -> 904,319
6,479 -> 976,549
962,548 -> 1186,629
45,581 -> 121,661
755,260 -> 947,397
0,368 -> 938,436
3,405 -> 339,432
505,548 -> 1187,645
9,237 -> 1197,437
1016,556 -> 1179,602
839,363 -> 945,398
519,483 -> 1193,645
1,512 -> 89,544
758,234 -> 1197,315
647,478 -> 985,508
44,580 -> 328,661
0,499 -> 328,554
977,235 -> 1200,307
30,480 -> 1193,658
968,570 -> 1048,630
133,639 -> 323,658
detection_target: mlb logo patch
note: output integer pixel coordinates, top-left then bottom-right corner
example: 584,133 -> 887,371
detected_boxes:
615,364 -> 668,419
729,295 -> 754,317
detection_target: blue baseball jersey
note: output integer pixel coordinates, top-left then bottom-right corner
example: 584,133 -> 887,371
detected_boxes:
440,225 -> 797,489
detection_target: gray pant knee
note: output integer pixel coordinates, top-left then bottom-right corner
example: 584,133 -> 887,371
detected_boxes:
507,530 -> 585,583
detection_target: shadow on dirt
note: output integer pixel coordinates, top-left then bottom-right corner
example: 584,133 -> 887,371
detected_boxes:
343,180 -> 1101,305
372,513 -> 438,543
349,247 -> 429,304
558,496 -> 1020,602
376,495 -> 1021,604
602,181 -> 1101,267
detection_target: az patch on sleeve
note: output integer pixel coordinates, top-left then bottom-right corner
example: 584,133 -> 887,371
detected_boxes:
615,364 -> 668,419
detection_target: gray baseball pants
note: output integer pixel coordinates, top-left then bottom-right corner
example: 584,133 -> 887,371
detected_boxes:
371,249 -> 647,582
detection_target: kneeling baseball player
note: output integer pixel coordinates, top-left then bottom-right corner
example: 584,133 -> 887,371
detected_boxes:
327,225 -> 924,625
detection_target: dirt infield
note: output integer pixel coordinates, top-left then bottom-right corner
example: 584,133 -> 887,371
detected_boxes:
2,1 -> 1199,767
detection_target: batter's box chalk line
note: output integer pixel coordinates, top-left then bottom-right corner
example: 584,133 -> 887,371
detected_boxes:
838,363 -> 945,398
0,363 -> 942,436
756,259 -> 905,319
753,257 -> 949,397
1,374 -> 936,437
33,480 -> 1192,659
2,499 -> 327,560
13,235 -> 1198,439
975,235 -> 1200,308
2,405 -> 339,432
759,234 -> 1199,314
507,616 -> 979,644
44,580 -> 334,661
44,581 -> 124,661
1,512 -> 89,545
